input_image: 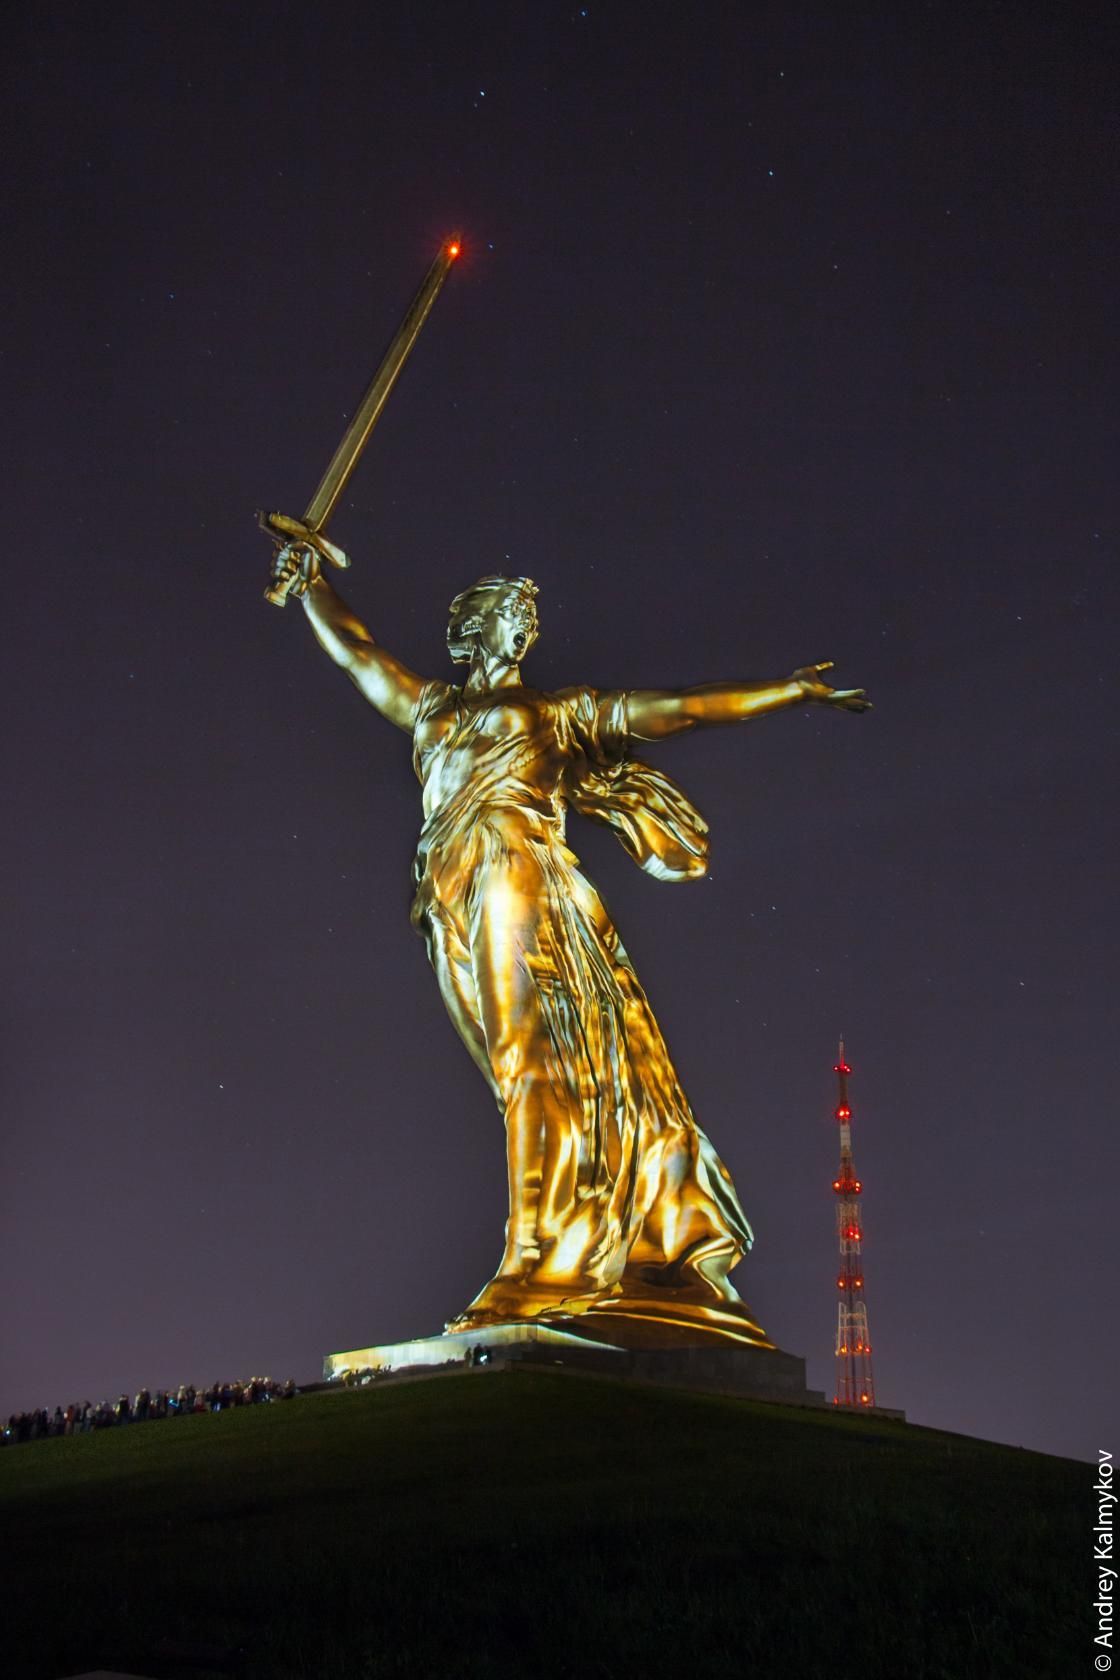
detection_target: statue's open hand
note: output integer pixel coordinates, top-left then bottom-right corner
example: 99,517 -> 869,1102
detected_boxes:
793,662 -> 872,711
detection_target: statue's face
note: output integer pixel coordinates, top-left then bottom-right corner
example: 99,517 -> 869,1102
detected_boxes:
447,585 -> 539,664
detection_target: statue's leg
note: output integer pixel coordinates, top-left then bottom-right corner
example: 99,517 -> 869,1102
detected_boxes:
449,848 -> 624,1323
421,902 -> 499,1100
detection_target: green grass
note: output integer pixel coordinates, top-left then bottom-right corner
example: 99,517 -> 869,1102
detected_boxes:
0,1369 -> 1085,1680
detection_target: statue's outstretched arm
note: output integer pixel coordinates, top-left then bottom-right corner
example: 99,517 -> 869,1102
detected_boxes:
624,664 -> 871,741
273,545 -> 429,732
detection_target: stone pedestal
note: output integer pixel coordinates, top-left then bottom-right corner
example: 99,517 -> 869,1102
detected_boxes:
324,1319 -> 827,1407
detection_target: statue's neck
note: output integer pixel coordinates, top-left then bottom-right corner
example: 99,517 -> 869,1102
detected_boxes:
463,646 -> 522,695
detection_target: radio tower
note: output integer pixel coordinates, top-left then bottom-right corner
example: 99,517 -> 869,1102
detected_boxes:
831,1038 -> 876,1408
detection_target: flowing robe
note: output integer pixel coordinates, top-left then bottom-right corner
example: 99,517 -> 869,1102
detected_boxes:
410,679 -> 760,1331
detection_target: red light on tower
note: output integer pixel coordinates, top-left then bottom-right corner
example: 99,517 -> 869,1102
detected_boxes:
829,1038 -> 877,1410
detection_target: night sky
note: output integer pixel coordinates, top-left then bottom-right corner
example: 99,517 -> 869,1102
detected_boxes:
3,2 -> 1116,1463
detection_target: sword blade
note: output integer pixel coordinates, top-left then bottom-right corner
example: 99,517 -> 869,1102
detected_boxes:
303,238 -> 460,534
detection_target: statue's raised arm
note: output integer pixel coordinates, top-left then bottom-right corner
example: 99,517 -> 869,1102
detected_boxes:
272,543 -> 429,734
259,239 -> 461,729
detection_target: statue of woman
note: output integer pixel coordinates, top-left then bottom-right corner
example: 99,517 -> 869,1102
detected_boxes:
272,548 -> 869,1345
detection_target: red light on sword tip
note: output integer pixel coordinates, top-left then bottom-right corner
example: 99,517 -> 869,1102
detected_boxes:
448,242 -> 460,258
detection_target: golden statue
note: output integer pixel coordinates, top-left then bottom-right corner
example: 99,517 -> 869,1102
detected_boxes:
262,241 -> 869,1350
269,552 -> 869,1347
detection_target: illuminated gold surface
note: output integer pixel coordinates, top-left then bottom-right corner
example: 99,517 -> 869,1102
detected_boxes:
271,552 -> 869,1345
261,238 -> 460,605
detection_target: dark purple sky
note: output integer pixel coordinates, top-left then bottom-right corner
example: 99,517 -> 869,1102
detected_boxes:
3,2 -> 1115,1461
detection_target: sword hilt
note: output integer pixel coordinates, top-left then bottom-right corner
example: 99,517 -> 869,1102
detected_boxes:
259,511 -> 351,609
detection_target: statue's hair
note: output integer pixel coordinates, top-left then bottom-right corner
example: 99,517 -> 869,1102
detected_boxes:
447,575 -> 539,651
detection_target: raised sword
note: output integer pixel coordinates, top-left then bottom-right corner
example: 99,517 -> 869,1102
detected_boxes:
260,237 -> 461,605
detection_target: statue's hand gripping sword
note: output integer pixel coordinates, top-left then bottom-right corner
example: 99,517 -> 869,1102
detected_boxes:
260,238 -> 461,605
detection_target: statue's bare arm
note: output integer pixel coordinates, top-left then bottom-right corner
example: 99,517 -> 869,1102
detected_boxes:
276,547 -> 428,732
623,665 -> 871,741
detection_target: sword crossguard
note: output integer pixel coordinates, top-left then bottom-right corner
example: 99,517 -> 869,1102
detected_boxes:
259,512 -> 351,608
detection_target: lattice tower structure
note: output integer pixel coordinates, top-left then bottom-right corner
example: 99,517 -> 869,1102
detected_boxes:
832,1039 -> 876,1407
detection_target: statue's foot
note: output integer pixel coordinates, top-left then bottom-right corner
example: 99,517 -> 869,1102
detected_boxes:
446,1274 -> 621,1334
533,1283 -> 622,1319
445,1307 -> 504,1333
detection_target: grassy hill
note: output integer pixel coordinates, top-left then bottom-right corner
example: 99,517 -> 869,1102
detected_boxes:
0,1368 -> 1084,1680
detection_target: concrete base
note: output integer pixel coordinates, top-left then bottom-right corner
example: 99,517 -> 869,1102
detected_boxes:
325,1320 -> 829,1407
324,1320 -> 625,1381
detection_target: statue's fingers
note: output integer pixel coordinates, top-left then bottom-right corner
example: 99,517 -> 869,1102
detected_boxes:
815,661 -> 835,674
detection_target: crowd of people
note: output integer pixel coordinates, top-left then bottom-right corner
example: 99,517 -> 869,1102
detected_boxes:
3,1375 -> 299,1447
6,1344 -> 503,1442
